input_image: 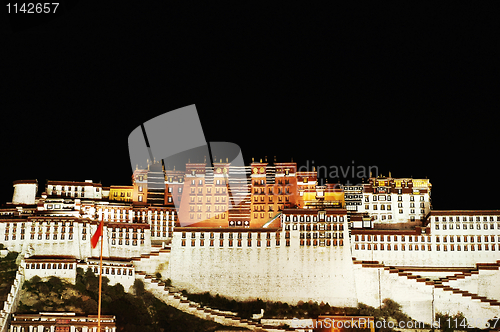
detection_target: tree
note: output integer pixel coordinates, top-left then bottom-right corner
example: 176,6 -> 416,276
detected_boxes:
133,279 -> 145,297
47,276 -> 64,294
82,298 -> 98,314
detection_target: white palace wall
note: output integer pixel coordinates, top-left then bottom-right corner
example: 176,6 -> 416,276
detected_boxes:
168,227 -> 358,307
0,218 -> 151,260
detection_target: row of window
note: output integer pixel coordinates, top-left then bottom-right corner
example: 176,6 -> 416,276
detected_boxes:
150,221 -> 174,227
368,202 -> 426,209
254,211 -> 281,219
99,214 -> 177,222
167,186 -> 183,193
189,212 -> 227,219
26,262 -> 74,270
152,231 -> 171,238
151,226 -> 172,232
48,185 -> 99,192
253,187 -> 291,195
354,234 -> 500,243
110,227 -> 145,233
113,191 -> 132,197
181,239 -> 287,247
284,224 -> 344,231
111,233 -> 144,239
190,187 -> 226,194
355,243 -> 499,251
253,196 -> 288,202
182,232 -> 279,240
110,239 -> 144,246
190,179 -> 227,186
365,195 -> 425,202
87,266 -> 133,276
5,234 -> 74,241
300,239 -> 343,246
435,235 -> 500,243
284,215 -> 345,222
252,204 -> 277,212
354,235 -> 431,242
299,232 -> 343,239
434,216 -> 500,222
189,196 -> 226,203
5,226 -> 74,234
373,209 -> 425,221
435,223 -> 500,230
25,220 -> 75,225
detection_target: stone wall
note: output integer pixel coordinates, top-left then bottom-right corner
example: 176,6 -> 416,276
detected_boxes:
168,229 -> 358,307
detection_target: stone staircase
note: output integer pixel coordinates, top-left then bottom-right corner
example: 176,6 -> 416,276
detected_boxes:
352,257 -> 500,327
353,257 -> 500,309
134,270 -> 305,332
130,244 -> 171,277
129,245 -> 307,330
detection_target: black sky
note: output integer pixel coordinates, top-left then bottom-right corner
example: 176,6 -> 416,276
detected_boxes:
1,2 -> 499,210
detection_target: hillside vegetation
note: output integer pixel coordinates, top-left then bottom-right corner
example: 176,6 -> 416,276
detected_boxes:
18,268 -> 248,332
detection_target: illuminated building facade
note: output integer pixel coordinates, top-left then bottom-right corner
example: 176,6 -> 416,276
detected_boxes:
356,176 -> 432,227
0,159 -> 499,329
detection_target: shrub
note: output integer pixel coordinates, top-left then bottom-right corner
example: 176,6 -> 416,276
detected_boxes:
133,279 -> 145,297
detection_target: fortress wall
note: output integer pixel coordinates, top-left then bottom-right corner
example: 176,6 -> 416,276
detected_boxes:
352,264 -> 499,328
352,263 -> 433,324
23,261 -> 76,284
446,269 -> 500,301
433,288 -> 498,328
352,246 -> 500,267
168,230 -> 358,307
0,221 -> 151,260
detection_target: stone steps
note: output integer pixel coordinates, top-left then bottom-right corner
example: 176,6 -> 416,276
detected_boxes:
356,258 -> 500,313
134,270 -> 271,330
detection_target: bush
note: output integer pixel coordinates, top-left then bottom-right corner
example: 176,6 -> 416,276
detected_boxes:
133,279 -> 145,297
47,276 -> 64,294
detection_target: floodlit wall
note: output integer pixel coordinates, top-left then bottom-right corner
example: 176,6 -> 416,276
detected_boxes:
168,229 -> 358,307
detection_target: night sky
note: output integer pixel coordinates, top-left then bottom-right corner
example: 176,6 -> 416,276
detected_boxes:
1,2 -> 499,210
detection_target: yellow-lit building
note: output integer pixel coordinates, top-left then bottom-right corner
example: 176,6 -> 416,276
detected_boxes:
109,185 -> 133,202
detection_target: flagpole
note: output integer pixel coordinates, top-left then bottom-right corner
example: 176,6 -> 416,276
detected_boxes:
98,224 -> 103,331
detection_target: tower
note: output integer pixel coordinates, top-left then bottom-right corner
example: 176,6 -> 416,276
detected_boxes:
12,180 -> 38,205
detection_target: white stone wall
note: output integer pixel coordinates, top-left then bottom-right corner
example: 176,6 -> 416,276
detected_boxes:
24,261 -> 76,283
352,217 -> 500,266
445,268 -> 500,301
0,219 -> 151,260
352,264 -> 499,328
168,227 -> 358,307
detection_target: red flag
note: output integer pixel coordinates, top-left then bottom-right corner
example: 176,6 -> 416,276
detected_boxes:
91,221 -> 103,249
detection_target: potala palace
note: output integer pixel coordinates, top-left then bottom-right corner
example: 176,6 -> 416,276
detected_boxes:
1,160 -> 499,330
